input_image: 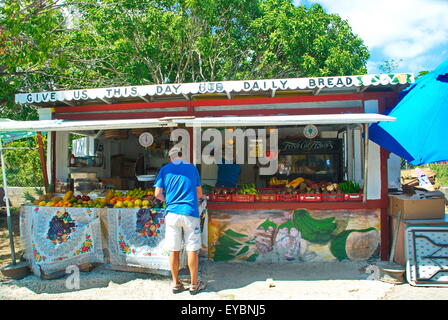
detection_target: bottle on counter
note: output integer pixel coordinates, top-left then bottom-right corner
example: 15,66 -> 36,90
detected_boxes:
70,154 -> 76,167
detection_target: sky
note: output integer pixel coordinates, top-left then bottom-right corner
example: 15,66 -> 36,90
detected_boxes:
295,0 -> 448,75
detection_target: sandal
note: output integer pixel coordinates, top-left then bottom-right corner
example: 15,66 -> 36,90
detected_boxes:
172,280 -> 186,294
189,280 -> 207,295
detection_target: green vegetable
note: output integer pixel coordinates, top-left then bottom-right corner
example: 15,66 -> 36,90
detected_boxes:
339,181 -> 361,193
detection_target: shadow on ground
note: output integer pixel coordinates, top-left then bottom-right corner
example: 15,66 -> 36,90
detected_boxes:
1,259 -> 383,296
200,260 -> 379,293
1,267 -> 166,294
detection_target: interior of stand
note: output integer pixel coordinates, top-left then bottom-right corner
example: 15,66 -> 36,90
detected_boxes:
55,123 -> 370,200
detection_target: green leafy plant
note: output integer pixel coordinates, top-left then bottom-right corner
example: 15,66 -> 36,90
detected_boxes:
339,181 -> 361,193
23,189 -> 36,203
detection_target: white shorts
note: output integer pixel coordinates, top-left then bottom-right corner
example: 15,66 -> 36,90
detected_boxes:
164,213 -> 202,252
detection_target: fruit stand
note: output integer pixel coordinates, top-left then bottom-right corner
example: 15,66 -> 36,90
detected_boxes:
7,73 -> 415,271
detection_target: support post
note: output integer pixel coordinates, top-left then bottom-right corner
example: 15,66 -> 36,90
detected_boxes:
0,138 -> 16,265
363,123 -> 369,203
37,132 -> 49,192
51,131 -> 56,189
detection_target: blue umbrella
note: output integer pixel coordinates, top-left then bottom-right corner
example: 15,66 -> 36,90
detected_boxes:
369,58 -> 448,165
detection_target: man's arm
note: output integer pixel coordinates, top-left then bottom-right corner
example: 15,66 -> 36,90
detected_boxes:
194,165 -> 205,200
197,186 -> 205,200
155,187 -> 165,202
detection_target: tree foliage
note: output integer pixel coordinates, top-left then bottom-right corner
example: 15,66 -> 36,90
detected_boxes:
0,0 -> 370,188
0,0 -> 370,119
0,136 -> 46,187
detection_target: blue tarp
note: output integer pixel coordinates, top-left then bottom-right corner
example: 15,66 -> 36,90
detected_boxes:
369,58 -> 448,165
0,131 -> 37,143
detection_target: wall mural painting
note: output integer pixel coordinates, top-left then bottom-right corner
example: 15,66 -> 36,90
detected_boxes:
208,209 -> 380,263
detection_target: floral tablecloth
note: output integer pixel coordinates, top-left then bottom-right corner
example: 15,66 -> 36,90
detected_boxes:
20,206 -> 104,276
106,208 -> 183,270
20,203 -> 208,276
107,201 -> 208,270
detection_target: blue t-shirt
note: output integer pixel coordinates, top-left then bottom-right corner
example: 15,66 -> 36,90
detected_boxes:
154,160 -> 201,218
216,162 -> 241,188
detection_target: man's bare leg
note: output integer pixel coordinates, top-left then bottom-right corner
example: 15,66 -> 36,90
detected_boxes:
187,250 -> 199,285
169,250 -> 181,284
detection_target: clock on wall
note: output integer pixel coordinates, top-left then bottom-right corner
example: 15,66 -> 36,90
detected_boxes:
303,124 -> 318,139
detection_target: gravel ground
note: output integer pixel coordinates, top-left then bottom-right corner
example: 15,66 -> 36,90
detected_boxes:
1,260 -> 447,300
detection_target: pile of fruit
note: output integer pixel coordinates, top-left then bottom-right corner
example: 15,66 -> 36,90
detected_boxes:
212,188 -> 236,195
32,191 -> 96,207
29,188 -> 159,209
106,188 -> 155,208
278,181 -> 342,195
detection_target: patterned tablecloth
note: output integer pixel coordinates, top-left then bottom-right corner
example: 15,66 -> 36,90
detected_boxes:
20,202 -> 208,276
20,206 -> 104,276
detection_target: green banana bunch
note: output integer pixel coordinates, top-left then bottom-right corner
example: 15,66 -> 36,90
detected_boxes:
237,184 -> 258,195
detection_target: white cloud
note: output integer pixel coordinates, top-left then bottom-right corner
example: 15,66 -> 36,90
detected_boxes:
296,0 -> 448,73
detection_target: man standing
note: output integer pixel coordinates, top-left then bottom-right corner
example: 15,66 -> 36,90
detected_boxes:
215,146 -> 241,188
154,147 -> 206,295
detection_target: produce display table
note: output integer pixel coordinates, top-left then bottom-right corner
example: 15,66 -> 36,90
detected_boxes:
20,203 -> 208,277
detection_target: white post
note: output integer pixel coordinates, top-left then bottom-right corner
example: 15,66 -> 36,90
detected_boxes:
0,138 -> 16,265
363,123 -> 369,203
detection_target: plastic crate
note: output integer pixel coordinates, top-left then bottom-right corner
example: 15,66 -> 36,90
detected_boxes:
256,188 -> 278,202
231,194 -> 256,202
209,194 -> 232,202
322,193 -> 344,202
277,194 -> 298,202
256,194 -> 278,202
299,194 -> 322,202
344,193 -> 363,201
212,187 -> 237,194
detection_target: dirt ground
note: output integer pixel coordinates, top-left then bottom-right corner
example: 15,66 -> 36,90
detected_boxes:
0,208 -> 24,281
1,260 -> 448,300
1,208 -> 447,300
